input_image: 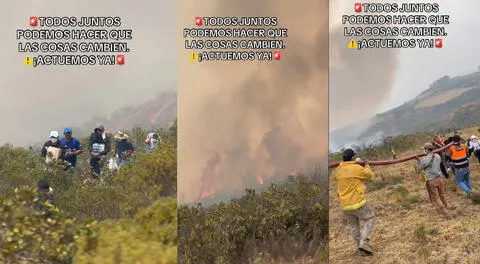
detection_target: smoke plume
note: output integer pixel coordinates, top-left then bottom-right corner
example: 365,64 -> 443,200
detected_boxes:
0,0 -> 175,146
178,0 -> 328,203
328,0 -> 400,150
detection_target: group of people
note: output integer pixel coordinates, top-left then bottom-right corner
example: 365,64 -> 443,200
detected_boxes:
34,125 -> 161,216
41,123 -> 160,177
332,133 -> 479,256
430,134 -> 478,195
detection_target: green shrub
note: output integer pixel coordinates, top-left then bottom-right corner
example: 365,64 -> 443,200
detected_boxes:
0,123 -> 177,263
178,176 -> 328,264
74,198 -> 177,264
114,140 -> 177,217
0,187 -> 90,263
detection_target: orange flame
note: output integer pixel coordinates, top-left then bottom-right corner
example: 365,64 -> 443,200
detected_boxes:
256,175 -> 264,185
199,191 -> 215,198
196,128 -> 303,201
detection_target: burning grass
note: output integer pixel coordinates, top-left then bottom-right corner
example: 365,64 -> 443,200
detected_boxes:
178,175 -> 329,264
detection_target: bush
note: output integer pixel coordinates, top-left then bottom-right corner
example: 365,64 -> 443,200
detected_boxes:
114,140 -> 177,217
0,123 -> 177,263
0,187 -> 90,263
74,198 -> 177,264
178,176 -> 328,264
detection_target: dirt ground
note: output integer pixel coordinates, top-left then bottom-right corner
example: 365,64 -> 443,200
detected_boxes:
329,136 -> 480,264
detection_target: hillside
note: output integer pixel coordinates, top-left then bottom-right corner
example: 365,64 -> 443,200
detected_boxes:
331,71 -> 480,149
65,90 -> 177,138
329,127 -> 480,263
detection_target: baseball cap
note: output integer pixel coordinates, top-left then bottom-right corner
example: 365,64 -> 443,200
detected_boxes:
63,127 -> 72,134
50,130 -> 59,138
95,123 -> 105,131
423,143 -> 434,150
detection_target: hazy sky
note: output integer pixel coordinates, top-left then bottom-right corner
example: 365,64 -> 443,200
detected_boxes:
178,0 -> 328,203
330,0 -> 480,131
0,0 -> 176,145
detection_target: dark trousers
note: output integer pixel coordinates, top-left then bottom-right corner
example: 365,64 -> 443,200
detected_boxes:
89,158 -> 102,176
473,150 -> 480,163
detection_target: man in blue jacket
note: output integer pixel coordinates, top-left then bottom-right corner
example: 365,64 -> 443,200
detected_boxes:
59,127 -> 83,170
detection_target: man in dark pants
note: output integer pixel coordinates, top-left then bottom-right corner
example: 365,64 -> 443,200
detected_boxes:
114,131 -> 135,168
88,123 -> 111,178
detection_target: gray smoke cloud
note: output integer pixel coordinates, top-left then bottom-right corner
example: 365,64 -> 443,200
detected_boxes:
0,0 -> 176,146
178,0 -> 328,203
329,0 -> 399,147
329,29 -> 398,130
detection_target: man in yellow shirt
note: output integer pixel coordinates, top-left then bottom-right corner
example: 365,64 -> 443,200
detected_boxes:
333,148 -> 375,255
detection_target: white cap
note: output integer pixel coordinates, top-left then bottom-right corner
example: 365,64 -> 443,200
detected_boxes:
472,135 -> 477,140
50,130 -> 59,138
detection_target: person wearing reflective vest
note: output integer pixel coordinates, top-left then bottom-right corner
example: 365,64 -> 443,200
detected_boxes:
333,148 -> 375,256
446,135 -> 473,195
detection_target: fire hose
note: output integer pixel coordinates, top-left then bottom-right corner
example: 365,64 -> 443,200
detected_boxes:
328,143 -> 453,169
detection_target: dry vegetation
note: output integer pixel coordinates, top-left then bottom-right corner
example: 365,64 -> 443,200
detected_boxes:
415,87 -> 473,108
329,128 -> 480,263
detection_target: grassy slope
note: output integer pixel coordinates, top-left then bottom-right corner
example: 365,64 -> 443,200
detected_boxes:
329,127 -> 480,263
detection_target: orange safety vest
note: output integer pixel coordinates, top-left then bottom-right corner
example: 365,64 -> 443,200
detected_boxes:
450,144 -> 468,168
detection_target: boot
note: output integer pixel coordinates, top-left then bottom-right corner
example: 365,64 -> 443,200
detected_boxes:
359,239 -> 374,255
357,249 -> 371,257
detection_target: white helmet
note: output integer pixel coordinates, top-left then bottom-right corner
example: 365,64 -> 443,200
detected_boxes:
472,135 -> 477,140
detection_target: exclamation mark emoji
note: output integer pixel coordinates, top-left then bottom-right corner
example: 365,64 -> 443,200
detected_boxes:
190,53 -> 198,61
348,40 -> 358,49
24,56 -> 32,66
